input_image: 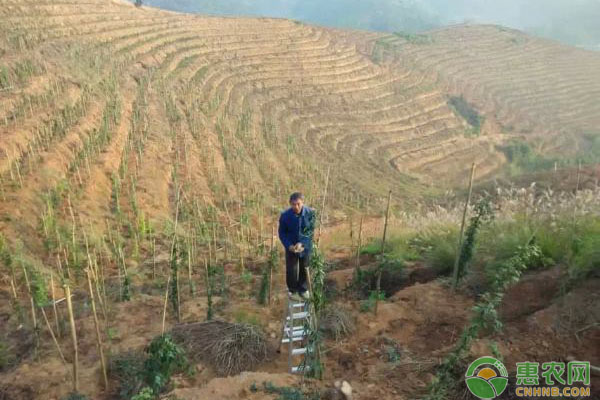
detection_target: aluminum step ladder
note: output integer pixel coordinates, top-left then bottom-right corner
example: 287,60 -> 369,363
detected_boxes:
281,293 -> 314,374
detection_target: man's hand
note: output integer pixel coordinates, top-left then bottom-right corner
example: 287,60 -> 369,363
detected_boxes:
289,243 -> 304,253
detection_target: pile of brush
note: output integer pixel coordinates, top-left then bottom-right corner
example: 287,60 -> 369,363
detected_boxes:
171,320 -> 268,376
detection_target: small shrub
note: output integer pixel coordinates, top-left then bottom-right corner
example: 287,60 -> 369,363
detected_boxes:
240,270 -> 253,285
359,290 -> 385,313
143,334 -> 189,394
570,232 -> 600,281
385,345 -> 402,363
354,254 -> 405,297
420,229 -> 457,276
131,387 -> 154,400
108,351 -> 146,399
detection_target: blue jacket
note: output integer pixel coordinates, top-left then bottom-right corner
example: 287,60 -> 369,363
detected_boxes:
278,206 -> 316,258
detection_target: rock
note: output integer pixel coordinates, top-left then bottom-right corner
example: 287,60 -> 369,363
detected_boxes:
325,381 -> 353,400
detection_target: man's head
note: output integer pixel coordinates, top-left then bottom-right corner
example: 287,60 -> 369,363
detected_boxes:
289,192 -> 304,214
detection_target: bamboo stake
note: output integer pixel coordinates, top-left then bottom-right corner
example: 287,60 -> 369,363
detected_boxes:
316,165 -> 330,246
40,306 -> 66,364
21,266 -> 38,332
152,236 -> 156,280
170,186 -> 182,322
269,224 -> 275,305
86,268 -> 108,390
161,275 -> 171,334
187,237 -> 193,296
64,283 -> 79,393
50,273 -> 61,337
452,163 -> 476,290
67,195 -> 77,270
355,216 -> 363,276
573,161 -> 582,222
375,190 -> 392,315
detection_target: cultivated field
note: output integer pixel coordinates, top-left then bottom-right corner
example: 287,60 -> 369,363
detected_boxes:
1,1 -> 599,399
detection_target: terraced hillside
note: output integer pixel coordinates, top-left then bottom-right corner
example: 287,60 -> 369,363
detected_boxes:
0,0 -> 514,260
369,25 -> 600,158
2,2 -> 600,399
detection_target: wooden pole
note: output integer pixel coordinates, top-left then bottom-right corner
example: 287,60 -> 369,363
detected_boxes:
375,190 -> 392,315
86,268 -> 108,390
64,283 -> 79,393
452,163 -> 476,290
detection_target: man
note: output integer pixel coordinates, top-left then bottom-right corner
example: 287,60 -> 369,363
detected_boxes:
278,192 -> 316,300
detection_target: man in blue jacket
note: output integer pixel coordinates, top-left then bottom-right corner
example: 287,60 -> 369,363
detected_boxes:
278,192 -> 316,300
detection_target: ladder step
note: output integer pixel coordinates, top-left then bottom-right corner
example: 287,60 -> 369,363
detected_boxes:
283,327 -> 307,338
291,347 -> 307,356
290,302 -> 306,308
291,365 -> 311,374
286,311 -> 309,320
281,336 -> 304,343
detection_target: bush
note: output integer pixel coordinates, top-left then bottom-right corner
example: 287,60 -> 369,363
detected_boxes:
410,226 -> 458,276
354,254 -> 405,298
131,387 -> 154,400
570,230 -> 600,281
359,291 -> 385,313
108,335 -> 188,400
108,351 -> 146,399
143,334 -> 189,394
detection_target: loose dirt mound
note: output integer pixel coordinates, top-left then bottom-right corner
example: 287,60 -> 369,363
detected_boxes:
169,371 -> 298,400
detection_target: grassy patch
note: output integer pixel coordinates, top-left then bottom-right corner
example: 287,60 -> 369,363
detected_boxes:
360,234 -> 420,261
500,135 -> 600,175
448,96 -> 484,135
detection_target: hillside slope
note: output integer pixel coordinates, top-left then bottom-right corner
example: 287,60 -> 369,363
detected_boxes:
368,25 -> 600,158
0,0 -> 507,258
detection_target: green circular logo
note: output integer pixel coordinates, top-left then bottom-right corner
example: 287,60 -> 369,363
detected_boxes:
465,356 -> 509,399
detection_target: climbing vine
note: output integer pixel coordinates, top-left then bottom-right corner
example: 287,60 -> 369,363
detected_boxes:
457,198 -> 494,280
426,238 -> 542,399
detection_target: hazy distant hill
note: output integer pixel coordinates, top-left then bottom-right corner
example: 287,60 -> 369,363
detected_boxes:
139,0 -> 600,48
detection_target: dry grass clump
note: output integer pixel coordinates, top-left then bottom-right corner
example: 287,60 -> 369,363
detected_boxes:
320,306 -> 356,341
170,320 -> 268,376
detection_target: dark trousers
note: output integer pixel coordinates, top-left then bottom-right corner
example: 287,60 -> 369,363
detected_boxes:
285,250 -> 310,293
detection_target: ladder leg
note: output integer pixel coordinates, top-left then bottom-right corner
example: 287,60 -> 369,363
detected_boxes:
287,297 -> 293,373
277,296 -> 287,353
